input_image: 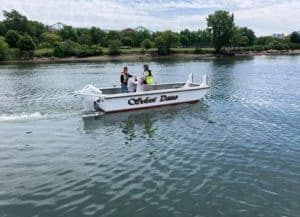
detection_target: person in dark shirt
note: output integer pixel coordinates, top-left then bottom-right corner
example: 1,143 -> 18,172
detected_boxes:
120,66 -> 132,93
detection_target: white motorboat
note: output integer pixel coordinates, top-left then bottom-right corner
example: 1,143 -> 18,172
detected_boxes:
76,74 -> 209,113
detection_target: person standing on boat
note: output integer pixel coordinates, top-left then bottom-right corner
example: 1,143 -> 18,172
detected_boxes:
143,64 -> 153,84
120,66 -> 132,93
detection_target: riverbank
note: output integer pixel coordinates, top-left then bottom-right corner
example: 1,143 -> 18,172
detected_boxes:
1,49 -> 300,64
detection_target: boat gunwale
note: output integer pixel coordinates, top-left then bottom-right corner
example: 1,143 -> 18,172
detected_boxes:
101,83 -> 210,99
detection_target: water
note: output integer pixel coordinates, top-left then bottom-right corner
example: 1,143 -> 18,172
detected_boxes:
0,56 -> 299,217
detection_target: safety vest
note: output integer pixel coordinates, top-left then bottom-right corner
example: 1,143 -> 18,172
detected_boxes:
144,71 -> 153,84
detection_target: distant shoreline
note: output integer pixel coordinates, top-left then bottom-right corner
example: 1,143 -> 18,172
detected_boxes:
1,49 -> 300,64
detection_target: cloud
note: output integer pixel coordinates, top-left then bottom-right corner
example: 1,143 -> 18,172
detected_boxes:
0,0 -> 299,35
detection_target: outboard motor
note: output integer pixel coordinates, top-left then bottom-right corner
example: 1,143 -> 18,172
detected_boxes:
75,85 -> 102,111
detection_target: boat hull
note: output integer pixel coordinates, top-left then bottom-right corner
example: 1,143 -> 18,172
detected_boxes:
94,87 -> 209,113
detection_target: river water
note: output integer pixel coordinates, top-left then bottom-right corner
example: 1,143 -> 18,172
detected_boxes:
0,56 -> 299,217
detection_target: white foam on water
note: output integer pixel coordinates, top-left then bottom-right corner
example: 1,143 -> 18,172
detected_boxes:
0,112 -> 47,122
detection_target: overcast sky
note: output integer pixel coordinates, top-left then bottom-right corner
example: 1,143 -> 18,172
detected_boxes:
1,0 -> 299,36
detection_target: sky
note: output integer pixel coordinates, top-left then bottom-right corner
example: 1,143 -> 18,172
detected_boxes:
0,0 -> 300,36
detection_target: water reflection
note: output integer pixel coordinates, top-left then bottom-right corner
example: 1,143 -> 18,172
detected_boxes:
82,103 -> 208,139
82,109 -> 160,139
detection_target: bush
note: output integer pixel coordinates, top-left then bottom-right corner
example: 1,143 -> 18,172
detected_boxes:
108,39 -> 121,55
53,40 -> 80,57
5,30 -> 20,48
41,32 -> 61,46
34,48 -> 54,57
36,42 -> 52,49
155,31 -> 180,55
249,45 -> 264,52
1,48 -> 21,60
141,39 -> 152,49
194,48 -> 205,54
16,34 -> 35,58
121,37 -> 133,47
17,34 -> 35,51
155,36 -> 169,55
75,46 -> 103,57
53,40 -> 103,57
265,41 -> 289,50
0,36 -> 9,60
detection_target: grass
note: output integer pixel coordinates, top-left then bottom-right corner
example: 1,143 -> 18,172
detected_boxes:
31,47 -> 215,58
34,48 -> 54,57
4,48 -> 21,60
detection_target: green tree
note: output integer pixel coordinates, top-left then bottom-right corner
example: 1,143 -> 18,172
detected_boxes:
121,36 -> 133,47
53,40 -> 81,57
106,31 -> 120,41
59,26 -> 78,42
0,22 -> 6,36
17,34 -> 35,51
141,39 -> 152,49
290,31 -> 300,43
180,29 -> 191,47
27,20 -> 47,39
76,28 -> 92,46
255,36 -> 275,46
0,36 -> 9,60
41,32 -> 61,46
3,10 -> 29,33
239,27 -> 256,46
231,27 -> 249,47
155,31 -> 180,55
108,39 -> 121,55
90,27 -> 106,45
207,10 -> 235,52
136,29 -> 151,47
121,31 -> 138,47
5,30 -> 20,48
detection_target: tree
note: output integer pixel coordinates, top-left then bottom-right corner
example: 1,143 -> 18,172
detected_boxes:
17,34 -> 35,51
90,27 -> 106,45
231,27 -> 249,47
141,39 -> 152,49
0,22 -> 6,36
59,26 -> 78,42
207,10 -> 235,52
180,29 -> 192,47
3,10 -> 29,33
41,32 -> 61,45
136,29 -> 151,47
27,20 -> 47,39
106,31 -> 120,41
155,31 -> 180,55
5,30 -> 20,48
0,36 -> 9,60
239,27 -> 256,46
255,36 -> 276,46
108,39 -> 121,55
290,31 -> 300,43
121,36 -> 133,47
76,28 -> 92,46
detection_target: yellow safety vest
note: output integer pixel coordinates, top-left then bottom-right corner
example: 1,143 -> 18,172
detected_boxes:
144,71 -> 153,84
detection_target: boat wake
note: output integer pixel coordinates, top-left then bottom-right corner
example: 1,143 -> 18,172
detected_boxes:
0,112 -> 47,122
0,110 -> 82,122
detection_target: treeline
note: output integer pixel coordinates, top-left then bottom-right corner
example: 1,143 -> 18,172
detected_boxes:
1,9 -> 300,60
